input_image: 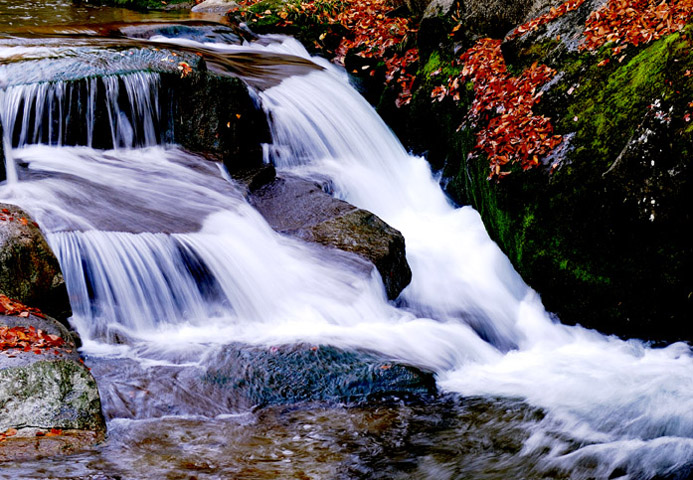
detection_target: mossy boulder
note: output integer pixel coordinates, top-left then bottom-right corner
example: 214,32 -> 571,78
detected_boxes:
0,204 -> 71,322
0,312 -> 105,461
382,1 -> 693,342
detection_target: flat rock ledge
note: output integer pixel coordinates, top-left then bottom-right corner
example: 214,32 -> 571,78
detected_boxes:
0,313 -> 105,462
238,166 -> 412,299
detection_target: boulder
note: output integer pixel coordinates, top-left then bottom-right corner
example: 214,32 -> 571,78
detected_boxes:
0,204 -> 71,322
0,36 -> 271,171
89,343 -> 436,419
0,311 -> 105,461
192,0 -> 238,13
384,0 -> 693,342
205,343 -> 437,407
247,173 -> 412,299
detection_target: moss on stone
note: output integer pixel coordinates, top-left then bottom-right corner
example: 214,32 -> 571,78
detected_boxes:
0,359 -> 105,433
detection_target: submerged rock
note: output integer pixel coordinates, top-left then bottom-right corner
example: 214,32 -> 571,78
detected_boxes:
0,203 -> 71,322
0,312 -> 105,462
248,173 -> 412,299
205,344 -> 437,407
90,343 -> 436,420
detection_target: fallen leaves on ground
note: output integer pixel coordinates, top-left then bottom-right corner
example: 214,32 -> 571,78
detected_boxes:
508,0 -> 587,40
582,0 -> 693,53
0,324 -> 65,355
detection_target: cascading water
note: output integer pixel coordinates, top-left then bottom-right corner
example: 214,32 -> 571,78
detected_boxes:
158,35 -> 693,477
0,28 -> 692,479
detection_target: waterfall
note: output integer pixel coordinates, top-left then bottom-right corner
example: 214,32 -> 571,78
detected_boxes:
159,35 -> 693,476
0,32 -> 691,478
0,71 -> 163,183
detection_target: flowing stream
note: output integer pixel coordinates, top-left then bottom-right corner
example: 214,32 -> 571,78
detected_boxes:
0,8 -> 692,479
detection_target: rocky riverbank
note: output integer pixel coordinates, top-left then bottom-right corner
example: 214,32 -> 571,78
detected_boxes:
0,204 -> 105,461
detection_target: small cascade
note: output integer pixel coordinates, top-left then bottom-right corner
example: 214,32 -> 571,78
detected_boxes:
0,71 -> 163,155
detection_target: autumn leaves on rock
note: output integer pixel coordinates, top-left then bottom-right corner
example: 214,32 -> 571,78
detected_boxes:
434,38 -> 562,179
582,0 -> 693,53
0,295 -> 68,356
233,0 -> 419,106
432,0 -> 693,178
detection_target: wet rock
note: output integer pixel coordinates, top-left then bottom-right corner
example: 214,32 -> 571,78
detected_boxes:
0,39 -> 272,171
206,344 -> 437,407
231,162 -> 277,192
90,342 -> 435,419
249,174 -> 412,299
192,0 -> 238,14
0,203 -> 71,322
0,312 -> 105,461
163,70 -> 271,173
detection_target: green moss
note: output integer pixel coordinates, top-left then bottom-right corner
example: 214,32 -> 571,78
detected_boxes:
559,33 -> 693,169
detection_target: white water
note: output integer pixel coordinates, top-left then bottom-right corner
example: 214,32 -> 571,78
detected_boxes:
1,35 -> 692,478
155,35 -> 693,476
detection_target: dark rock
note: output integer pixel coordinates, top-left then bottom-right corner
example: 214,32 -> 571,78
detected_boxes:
248,174 -> 412,299
205,344 -> 437,407
90,343 -> 435,419
377,0 -> 693,342
164,70 -> 271,173
0,312 -> 105,461
0,39 -> 272,171
231,163 -> 277,192
0,203 -> 71,322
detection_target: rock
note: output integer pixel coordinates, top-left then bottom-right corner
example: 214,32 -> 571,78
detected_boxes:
205,344 -> 437,407
192,0 -> 238,13
0,203 -> 71,322
501,0 -> 607,65
0,312 -> 105,461
164,71 -> 271,173
0,37 -> 272,173
420,0 -> 535,56
248,173 -> 412,299
231,163 -> 277,192
392,0 -> 693,342
89,343 -> 436,419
